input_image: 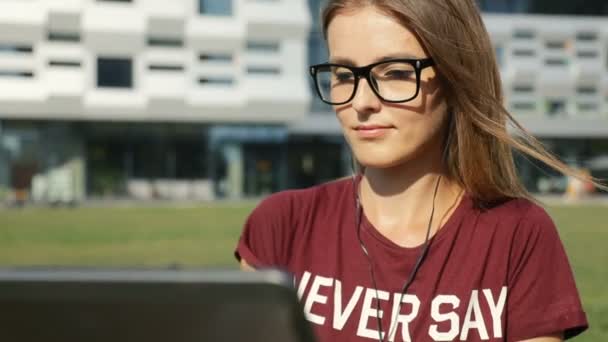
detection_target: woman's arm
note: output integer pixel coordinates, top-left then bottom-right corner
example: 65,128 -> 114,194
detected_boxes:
519,333 -> 563,341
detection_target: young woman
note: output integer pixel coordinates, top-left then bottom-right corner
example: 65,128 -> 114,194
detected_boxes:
235,0 -> 594,341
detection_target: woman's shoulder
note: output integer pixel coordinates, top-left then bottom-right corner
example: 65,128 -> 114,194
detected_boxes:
486,196 -> 553,223
476,196 -> 558,238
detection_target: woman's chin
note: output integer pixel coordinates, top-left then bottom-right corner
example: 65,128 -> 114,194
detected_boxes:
356,156 -> 408,170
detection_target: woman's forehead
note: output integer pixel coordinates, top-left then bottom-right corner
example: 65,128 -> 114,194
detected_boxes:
326,6 -> 427,65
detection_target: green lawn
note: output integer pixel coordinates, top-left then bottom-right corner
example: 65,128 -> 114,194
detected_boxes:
0,203 -> 606,340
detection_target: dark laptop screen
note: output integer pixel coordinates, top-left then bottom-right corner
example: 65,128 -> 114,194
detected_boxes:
0,269 -> 316,342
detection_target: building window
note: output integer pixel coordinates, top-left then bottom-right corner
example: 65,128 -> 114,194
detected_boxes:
199,0 -> 233,16
48,32 -> 80,42
545,58 -> 567,66
513,84 -> 534,93
577,102 -> 598,112
513,49 -> 536,57
478,0 -> 530,13
147,37 -> 183,48
577,50 -> 598,59
149,64 -> 184,72
199,77 -> 234,86
49,60 -> 81,68
200,54 -> 233,63
577,86 -> 597,95
247,41 -> 280,53
0,71 -> 34,78
97,57 -> 133,88
545,40 -> 565,50
247,66 -> 281,75
526,1 -> 608,15
576,32 -> 598,42
546,99 -> 566,117
0,44 -> 33,54
513,29 -> 535,39
511,102 -> 536,111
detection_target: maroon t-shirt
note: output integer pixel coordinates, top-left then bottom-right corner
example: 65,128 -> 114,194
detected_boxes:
235,178 -> 588,342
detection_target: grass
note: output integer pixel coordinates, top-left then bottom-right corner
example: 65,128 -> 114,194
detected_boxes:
0,202 -> 606,340
546,205 -> 608,341
0,203 -> 255,267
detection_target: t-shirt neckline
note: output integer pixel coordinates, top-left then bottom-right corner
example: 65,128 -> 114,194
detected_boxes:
354,174 -> 472,254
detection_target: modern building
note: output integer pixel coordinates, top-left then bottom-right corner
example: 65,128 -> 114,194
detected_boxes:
0,0 -> 607,203
0,0 -> 312,202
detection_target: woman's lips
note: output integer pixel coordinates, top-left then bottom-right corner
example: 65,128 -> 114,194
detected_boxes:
354,125 -> 393,138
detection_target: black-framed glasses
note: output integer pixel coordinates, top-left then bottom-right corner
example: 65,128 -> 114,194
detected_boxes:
309,58 -> 435,105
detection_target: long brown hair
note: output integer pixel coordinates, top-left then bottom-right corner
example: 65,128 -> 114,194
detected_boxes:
321,0 -> 605,205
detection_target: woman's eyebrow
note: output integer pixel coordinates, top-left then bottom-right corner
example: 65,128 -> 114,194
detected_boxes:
328,56 -> 356,65
328,53 -> 422,65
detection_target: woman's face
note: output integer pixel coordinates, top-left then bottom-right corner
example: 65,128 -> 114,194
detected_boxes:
326,6 -> 449,170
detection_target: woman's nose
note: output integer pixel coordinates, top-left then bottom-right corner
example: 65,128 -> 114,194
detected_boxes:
351,77 -> 382,115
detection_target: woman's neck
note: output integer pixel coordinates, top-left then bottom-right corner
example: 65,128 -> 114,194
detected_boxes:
359,161 -> 463,248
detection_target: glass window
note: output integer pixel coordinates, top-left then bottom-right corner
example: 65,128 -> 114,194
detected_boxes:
577,86 -> 597,95
477,0 -> 529,13
48,32 -> 80,42
527,0 -> 608,16
200,54 -> 233,63
478,0 -> 511,12
0,44 -> 33,54
0,71 -> 34,78
513,29 -> 535,39
199,0 -> 233,16
511,102 -> 536,111
148,64 -> 184,72
513,49 -> 536,57
199,77 -> 234,86
247,66 -> 280,75
577,50 -> 598,59
545,58 -> 567,66
546,99 -> 566,116
97,58 -> 133,88
513,85 -> 534,93
480,0 -> 608,15
545,41 -> 565,50
147,37 -> 183,48
576,32 -> 598,42
247,41 -> 280,53
49,60 -> 81,68
577,102 -> 598,112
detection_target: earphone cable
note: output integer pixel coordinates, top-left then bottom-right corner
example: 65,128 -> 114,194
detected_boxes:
354,175 -> 441,342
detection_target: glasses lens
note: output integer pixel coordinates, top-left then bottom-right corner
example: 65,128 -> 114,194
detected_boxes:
315,65 -> 355,104
370,62 -> 418,102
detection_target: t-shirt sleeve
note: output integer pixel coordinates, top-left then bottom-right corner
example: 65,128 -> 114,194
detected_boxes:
234,191 -> 296,269
506,204 -> 588,341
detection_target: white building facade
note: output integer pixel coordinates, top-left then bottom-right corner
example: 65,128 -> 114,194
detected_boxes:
0,0 -> 311,202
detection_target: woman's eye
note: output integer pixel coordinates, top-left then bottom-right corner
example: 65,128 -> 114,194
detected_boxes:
335,72 -> 354,82
384,70 -> 414,79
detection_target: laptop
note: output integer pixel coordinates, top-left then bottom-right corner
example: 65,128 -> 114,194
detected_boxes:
0,268 -> 316,342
